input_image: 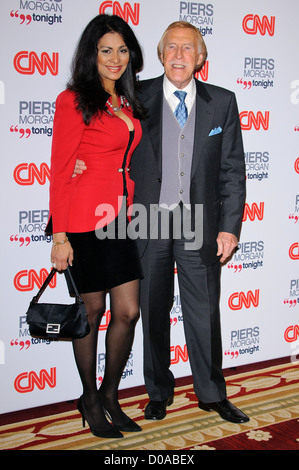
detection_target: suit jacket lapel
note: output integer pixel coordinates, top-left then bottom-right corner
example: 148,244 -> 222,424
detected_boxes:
148,91 -> 163,175
140,76 -> 164,176
191,80 -> 214,178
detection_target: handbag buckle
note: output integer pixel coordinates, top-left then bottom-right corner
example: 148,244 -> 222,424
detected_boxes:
46,323 -> 61,334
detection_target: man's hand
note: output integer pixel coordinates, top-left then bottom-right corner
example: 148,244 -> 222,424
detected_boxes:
216,231 -> 238,264
72,159 -> 87,178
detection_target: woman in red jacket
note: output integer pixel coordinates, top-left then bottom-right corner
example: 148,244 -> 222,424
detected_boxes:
47,15 -> 146,438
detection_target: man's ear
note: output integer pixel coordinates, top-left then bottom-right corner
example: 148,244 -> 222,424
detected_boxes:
196,53 -> 205,68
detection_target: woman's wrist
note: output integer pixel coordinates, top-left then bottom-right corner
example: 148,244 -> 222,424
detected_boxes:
52,232 -> 69,246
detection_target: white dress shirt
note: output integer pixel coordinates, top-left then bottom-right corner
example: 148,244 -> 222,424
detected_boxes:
163,74 -> 196,116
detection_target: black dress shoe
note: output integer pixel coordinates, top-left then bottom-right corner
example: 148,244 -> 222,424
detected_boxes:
198,398 -> 249,423
144,395 -> 174,420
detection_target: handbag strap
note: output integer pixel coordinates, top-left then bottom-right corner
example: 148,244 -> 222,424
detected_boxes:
64,266 -> 81,300
31,266 -> 81,304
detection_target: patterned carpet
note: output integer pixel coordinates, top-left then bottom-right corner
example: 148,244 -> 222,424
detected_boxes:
1,361 -> 299,451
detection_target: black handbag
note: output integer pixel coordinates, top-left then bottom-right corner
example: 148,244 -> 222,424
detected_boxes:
26,267 -> 90,339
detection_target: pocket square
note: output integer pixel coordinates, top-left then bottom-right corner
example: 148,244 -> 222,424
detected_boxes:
209,126 -> 222,136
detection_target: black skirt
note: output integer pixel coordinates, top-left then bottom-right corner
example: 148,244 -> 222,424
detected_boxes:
66,226 -> 143,294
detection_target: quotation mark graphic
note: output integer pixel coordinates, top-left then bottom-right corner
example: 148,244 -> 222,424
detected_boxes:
289,214 -> 299,223
283,298 -> 298,307
10,125 -> 31,138
10,10 -> 32,25
11,339 -> 31,350
227,263 -> 242,273
224,350 -> 239,359
237,78 -> 252,89
10,235 -> 31,246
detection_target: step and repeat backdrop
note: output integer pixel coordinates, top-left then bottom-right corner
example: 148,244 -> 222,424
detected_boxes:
0,0 -> 298,413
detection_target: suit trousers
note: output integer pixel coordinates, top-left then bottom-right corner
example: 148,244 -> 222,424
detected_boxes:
139,209 -> 227,403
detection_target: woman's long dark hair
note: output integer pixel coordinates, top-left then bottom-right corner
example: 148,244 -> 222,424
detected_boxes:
67,14 -> 146,124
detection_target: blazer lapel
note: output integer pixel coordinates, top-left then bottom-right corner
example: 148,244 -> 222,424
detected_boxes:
141,76 -> 164,176
148,92 -> 163,174
191,80 -> 214,178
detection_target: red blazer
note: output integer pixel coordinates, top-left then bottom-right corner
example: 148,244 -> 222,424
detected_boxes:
48,90 -> 142,234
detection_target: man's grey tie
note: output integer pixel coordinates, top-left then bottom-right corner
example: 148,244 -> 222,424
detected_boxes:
174,90 -> 188,128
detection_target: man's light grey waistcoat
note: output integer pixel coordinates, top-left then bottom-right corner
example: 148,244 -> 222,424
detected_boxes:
159,95 -> 196,207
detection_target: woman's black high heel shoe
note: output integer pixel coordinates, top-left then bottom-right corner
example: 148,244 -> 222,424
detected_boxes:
104,408 -> 142,432
77,397 -> 123,438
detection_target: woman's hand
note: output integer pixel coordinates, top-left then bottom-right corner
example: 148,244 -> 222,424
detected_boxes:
51,233 -> 74,271
72,159 -> 86,177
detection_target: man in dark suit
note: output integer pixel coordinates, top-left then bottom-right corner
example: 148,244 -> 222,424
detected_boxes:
130,21 -> 249,423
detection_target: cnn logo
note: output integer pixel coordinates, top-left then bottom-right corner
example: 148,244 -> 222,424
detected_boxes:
284,325 -> 299,343
14,51 -> 59,76
14,163 -> 50,185
99,1 -> 140,25
14,368 -> 56,393
289,243 -> 299,260
242,202 -> 264,222
240,111 -> 270,130
242,15 -> 275,36
194,61 -> 209,82
228,289 -> 260,310
170,344 -> 188,364
14,269 -> 56,292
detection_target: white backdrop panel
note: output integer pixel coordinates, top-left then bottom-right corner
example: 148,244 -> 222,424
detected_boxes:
0,0 -> 298,413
